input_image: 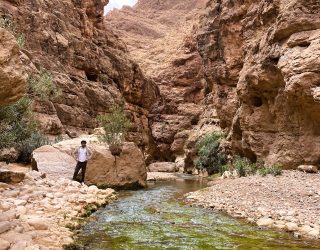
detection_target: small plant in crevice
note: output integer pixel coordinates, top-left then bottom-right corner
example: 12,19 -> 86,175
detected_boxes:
97,105 -> 132,156
195,132 -> 227,175
16,34 -> 25,48
0,16 -> 15,32
0,16 -> 26,48
28,69 -> 62,100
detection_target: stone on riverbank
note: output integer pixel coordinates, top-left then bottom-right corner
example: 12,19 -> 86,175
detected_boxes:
32,135 -> 147,189
185,171 -> 320,240
297,165 -> 318,173
147,172 -> 182,181
257,218 -> 274,227
148,162 -> 178,173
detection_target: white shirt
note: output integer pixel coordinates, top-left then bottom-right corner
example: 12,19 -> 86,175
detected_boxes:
78,147 -> 88,162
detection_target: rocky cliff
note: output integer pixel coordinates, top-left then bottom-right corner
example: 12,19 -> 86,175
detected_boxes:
0,27 -> 26,106
107,0 -> 221,169
198,0 -> 320,168
0,0 -> 159,152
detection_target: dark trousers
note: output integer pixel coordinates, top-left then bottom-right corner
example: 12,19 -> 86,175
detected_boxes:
73,161 -> 87,182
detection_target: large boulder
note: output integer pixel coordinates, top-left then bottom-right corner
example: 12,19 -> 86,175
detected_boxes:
148,162 -> 178,173
0,28 -> 26,106
31,145 -> 75,180
32,136 -> 147,189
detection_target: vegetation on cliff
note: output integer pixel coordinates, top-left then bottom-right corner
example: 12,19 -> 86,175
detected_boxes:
195,132 -> 283,177
0,16 -> 25,47
0,67 -> 62,163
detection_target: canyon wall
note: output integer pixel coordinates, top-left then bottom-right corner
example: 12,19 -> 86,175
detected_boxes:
107,0 -> 221,169
0,0 -> 159,153
198,0 -> 320,168
2,0 -> 318,168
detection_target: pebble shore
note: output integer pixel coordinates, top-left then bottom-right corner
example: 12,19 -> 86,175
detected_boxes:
185,170 -> 320,240
0,171 -> 116,250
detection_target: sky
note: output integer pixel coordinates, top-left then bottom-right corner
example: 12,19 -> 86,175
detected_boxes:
104,0 -> 138,15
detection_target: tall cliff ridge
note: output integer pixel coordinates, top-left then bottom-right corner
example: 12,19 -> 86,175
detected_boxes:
198,0 -> 320,168
107,0 -> 220,168
0,0 -> 159,151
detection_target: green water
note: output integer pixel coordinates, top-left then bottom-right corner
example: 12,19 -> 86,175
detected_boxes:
75,176 -> 320,249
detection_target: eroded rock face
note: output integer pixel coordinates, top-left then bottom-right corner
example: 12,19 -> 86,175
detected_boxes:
106,0 -> 220,166
32,136 -> 147,189
0,0 -> 159,153
0,28 -> 26,106
198,0 -> 320,168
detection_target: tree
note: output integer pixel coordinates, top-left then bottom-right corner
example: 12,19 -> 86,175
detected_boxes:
195,132 -> 227,175
97,105 -> 132,156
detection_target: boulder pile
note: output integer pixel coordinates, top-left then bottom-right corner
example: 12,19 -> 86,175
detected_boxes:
0,171 -> 116,249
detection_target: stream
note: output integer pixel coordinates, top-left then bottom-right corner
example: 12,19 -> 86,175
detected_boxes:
75,175 -> 320,249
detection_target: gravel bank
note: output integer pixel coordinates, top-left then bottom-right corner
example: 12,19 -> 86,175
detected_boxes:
0,171 -> 116,250
185,170 -> 320,240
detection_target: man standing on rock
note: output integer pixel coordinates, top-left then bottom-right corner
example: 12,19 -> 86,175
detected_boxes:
72,140 -> 92,183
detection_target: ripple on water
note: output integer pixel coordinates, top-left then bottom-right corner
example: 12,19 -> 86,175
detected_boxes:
75,178 -> 320,250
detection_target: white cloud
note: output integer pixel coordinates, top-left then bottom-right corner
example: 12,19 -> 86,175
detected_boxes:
104,0 -> 138,15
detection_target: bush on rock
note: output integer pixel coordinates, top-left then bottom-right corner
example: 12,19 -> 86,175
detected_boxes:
98,105 -> 132,156
195,132 -> 227,175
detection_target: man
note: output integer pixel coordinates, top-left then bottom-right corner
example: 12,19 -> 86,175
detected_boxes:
72,140 -> 92,183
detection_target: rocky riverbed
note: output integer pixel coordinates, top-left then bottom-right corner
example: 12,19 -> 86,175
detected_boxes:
185,171 -> 320,240
0,171 -> 116,250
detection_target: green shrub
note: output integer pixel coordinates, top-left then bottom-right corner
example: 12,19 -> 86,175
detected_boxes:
0,97 -> 50,163
0,97 -> 37,149
233,156 -> 249,177
258,164 -> 283,177
258,167 -> 268,177
16,34 -> 25,48
233,156 -> 262,177
18,132 -> 49,163
219,164 -> 230,176
54,135 -> 64,144
28,69 -> 62,100
0,16 -> 15,32
97,105 -> 132,153
195,132 -> 227,175
220,156 -> 283,178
